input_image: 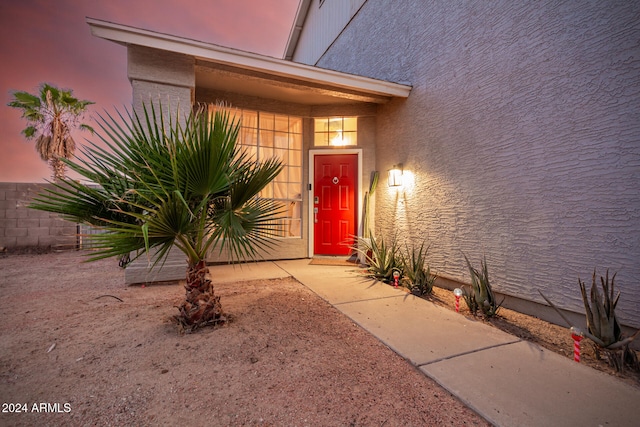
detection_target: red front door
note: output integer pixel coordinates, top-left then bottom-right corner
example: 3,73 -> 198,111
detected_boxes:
314,154 -> 358,256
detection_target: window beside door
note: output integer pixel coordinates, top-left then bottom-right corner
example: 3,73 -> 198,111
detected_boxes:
209,105 -> 303,238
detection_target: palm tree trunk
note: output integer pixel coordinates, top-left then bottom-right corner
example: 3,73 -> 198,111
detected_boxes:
175,260 -> 225,332
50,157 -> 66,182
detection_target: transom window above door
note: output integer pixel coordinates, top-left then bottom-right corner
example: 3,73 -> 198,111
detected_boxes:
314,117 -> 357,147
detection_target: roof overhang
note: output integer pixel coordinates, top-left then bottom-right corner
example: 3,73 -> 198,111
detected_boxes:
86,17 -> 411,105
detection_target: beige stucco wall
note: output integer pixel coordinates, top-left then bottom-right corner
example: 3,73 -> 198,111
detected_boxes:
124,45 -> 196,284
312,0 -> 640,328
128,45 -> 194,122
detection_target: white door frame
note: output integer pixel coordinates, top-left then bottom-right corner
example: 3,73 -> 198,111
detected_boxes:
308,149 -> 363,257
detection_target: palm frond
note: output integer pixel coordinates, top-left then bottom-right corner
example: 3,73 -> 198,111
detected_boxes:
31,101 -> 284,269
8,83 -> 93,179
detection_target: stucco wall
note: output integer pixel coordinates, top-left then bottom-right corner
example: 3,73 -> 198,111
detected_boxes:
128,45 -> 194,122
122,46 -> 196,284
314,0 -> 640,327
0,183 -> 78,250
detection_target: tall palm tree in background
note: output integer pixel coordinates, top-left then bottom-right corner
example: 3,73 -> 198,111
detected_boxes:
8,83 -> 94,181
30,103 -> 284,332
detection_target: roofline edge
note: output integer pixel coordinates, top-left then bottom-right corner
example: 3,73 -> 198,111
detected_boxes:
284,0 -> 312,61
86,17 -> 412,99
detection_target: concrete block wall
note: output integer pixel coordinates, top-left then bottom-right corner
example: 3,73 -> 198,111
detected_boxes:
0,183 -> 78,250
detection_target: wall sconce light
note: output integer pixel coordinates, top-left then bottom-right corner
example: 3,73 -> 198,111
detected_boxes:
388,164 -> 403,187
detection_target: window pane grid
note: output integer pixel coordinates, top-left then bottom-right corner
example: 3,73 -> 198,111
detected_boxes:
314,117 -> 357,147
210,105 -> 302,238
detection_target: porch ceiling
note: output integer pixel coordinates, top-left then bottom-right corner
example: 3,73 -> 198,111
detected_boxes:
195,61 -> 390,105
87,18 -> 412,105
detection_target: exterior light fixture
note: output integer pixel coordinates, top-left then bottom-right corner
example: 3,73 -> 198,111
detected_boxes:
388,164 -> 403,187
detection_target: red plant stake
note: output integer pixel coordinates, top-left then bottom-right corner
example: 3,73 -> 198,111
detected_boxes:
570,327 -> 584,363
453,288 -> 463,313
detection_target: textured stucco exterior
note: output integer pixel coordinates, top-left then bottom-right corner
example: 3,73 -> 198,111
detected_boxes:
312,0 -> 640,327
128,45 -> 194,121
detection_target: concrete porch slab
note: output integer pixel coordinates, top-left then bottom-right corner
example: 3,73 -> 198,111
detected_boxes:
274,259 -> 402,303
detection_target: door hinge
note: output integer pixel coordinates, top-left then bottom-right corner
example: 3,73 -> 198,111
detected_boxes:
308,183 -> 312,191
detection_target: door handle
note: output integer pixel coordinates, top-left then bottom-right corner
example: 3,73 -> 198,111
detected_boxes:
314,207 -> 318,223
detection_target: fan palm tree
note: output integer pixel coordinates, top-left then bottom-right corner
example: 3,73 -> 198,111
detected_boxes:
8,83 -> 94,181
30,102 -> 284,332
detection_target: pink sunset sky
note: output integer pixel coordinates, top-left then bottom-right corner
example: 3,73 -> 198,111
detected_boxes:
0,0 -> 299,182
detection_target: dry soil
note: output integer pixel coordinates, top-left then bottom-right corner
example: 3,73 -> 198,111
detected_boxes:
1,251 -> 487,426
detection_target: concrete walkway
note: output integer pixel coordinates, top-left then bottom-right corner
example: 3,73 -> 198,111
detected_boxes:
209,259 -> 640,426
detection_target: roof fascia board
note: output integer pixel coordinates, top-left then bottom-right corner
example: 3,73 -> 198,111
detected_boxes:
86,17 -> 411,99
284,0 -> 312,61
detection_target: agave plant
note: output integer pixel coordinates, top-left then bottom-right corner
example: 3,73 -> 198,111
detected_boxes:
539,269 -> 639,371
580,270 -> 638,370
30,102 -> 283,333
580,269 -> 623,348
401,242 -> 436,295
353,233 -> 401,283
462,254 -> 501,317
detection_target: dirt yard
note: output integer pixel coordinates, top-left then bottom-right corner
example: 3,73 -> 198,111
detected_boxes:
1,251 -> 488,426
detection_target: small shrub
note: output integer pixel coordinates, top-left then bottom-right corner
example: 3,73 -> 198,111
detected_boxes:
462,254 -> 501,317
